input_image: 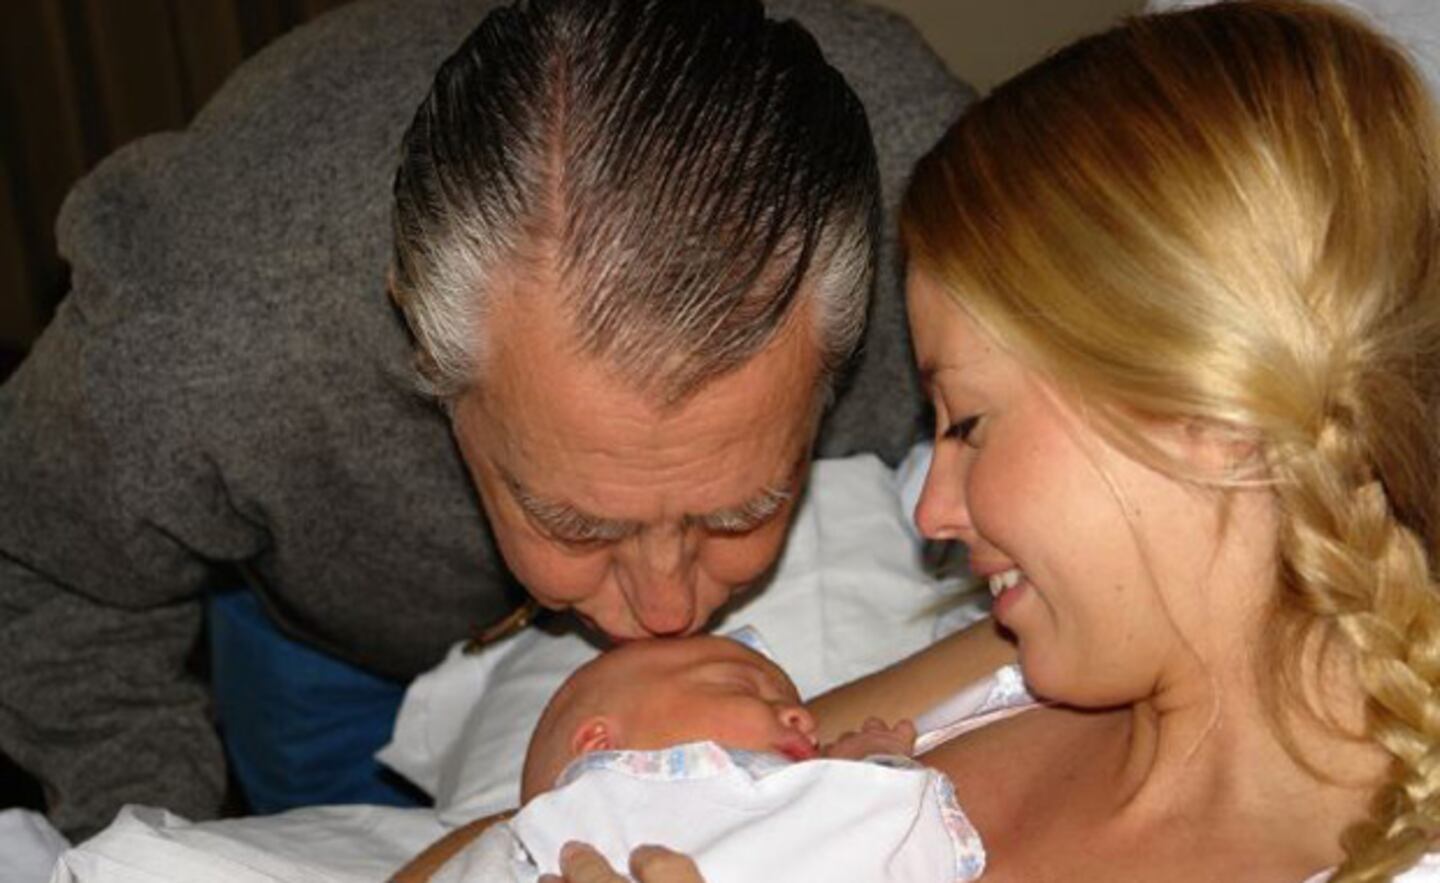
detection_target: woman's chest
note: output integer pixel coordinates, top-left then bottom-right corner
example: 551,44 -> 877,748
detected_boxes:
923,704 -> 1114,822
922,709 -> 1324,882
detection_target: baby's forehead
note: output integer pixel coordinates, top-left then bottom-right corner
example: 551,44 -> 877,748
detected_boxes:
586,635 -> 781,682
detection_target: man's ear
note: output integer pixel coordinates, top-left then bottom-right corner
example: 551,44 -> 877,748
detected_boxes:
571,716 -> 617,755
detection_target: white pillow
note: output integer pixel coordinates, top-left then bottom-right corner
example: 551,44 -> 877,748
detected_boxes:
377,451 -> 982,824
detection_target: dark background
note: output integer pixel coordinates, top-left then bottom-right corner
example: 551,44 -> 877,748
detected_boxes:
0,0 -> 356,381
0,0 -> 356,815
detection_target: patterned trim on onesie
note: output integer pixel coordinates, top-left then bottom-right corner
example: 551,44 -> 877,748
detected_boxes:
556,741 -> 791,786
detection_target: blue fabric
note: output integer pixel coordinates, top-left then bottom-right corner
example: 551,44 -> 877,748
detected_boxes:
206,588 -> 428,812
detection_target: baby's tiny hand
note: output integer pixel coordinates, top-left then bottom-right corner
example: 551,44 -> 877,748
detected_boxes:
821,717 -> 917,760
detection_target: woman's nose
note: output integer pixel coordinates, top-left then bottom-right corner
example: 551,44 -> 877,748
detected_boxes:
913,445 -> 970,541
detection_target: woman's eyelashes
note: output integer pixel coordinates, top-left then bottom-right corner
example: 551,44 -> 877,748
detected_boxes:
945,414 -> 983,446
926,397 -> 984,446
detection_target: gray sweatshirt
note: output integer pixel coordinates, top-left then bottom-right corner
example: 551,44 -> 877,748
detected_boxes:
0,0 -> 969,839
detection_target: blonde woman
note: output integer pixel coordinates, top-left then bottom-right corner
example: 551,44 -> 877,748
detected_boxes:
530,2 -> 1440,881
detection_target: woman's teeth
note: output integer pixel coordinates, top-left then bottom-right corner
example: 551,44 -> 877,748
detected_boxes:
988,568 -> 1022,598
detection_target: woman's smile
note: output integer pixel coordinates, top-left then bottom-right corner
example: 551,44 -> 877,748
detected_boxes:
987,567 -> 1027,623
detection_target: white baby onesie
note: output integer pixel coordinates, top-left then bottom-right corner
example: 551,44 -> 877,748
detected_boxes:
437,740 -> 982,883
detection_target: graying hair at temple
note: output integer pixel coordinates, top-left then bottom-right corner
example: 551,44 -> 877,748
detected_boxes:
389,0 -> 880,404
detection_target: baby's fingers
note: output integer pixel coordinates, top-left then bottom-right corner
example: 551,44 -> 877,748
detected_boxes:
894,718 -> 918,750
630,845 -> 706,882
544,842 -> 627,883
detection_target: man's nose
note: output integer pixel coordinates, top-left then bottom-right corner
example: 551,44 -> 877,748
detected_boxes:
616,524 -> 698,635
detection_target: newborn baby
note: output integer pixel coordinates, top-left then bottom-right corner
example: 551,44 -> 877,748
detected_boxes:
397,634 -> 981,882
519,633 -> 913,802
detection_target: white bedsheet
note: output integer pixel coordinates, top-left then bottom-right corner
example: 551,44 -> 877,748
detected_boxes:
1,810 -> 68,883
48,805 -> 444,883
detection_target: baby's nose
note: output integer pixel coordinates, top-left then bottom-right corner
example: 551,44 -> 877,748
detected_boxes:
778,704 -> 816,737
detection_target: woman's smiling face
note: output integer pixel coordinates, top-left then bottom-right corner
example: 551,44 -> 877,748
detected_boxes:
905,269 -> 1256,707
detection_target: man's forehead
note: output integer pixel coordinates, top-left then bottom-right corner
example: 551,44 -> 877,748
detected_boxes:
485,262 -> 818,396
501,455 -> 800,519
461,277 -> 821,520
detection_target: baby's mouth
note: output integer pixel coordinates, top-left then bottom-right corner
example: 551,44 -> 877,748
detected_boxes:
776,734 -> 819,761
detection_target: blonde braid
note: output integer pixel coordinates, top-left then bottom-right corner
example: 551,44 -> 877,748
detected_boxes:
1272,389 -> 1440,880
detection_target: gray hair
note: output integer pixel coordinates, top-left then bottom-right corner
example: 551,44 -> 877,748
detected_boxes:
390,0 -> 879,405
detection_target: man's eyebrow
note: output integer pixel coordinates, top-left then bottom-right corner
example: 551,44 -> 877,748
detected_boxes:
501,459 -> 801,540
697,452 -> 807,533
695,483 -> 794,533
501,472 -> 637,542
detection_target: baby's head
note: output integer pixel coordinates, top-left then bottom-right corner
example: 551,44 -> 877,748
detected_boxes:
520,635 -> 816,803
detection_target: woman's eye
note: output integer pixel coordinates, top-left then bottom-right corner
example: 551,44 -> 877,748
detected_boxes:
945,414 -> 983,445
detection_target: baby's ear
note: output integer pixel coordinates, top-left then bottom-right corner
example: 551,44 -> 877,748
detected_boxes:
571,716 -> 616,755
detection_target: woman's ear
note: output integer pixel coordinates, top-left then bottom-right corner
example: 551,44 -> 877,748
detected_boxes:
571,716 -> 617,755
1175,418 -> 1262,481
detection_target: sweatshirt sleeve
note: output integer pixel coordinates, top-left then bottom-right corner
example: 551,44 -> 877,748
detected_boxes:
0,208 -> 260,841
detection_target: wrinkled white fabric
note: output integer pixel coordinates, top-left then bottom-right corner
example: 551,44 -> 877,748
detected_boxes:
442,742 -> 982,883
48,805 -> 444,883
1,810 -> 69,883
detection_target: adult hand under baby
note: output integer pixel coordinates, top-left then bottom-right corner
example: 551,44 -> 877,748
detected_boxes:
821,717 -> 917,760
540,841 -> 706,883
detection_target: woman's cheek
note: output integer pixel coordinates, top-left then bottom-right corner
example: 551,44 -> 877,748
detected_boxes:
964,456 -> 1011,544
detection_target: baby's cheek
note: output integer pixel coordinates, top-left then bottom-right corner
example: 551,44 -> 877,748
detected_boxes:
718,709 -> 788,751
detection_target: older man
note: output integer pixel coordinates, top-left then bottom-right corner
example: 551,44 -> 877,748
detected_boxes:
389,0 -> 882,639
0,0 -> 965,839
